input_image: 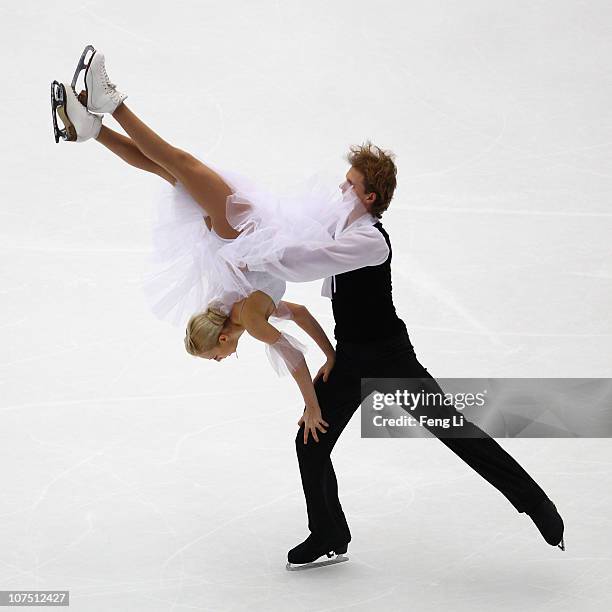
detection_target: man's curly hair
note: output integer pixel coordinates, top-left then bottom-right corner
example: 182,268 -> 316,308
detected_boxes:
345,141 -> 397,218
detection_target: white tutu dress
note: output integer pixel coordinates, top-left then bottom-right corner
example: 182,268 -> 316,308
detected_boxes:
141,159 -> 377,375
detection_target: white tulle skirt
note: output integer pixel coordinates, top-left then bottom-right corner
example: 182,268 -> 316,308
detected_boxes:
140,159 -> 363,329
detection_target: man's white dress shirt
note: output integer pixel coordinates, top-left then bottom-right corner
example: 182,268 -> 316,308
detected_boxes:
256,198 -> 390,298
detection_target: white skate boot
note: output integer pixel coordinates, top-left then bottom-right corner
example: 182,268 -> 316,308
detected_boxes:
50,80 -> 102,143
80,48 -> 128,115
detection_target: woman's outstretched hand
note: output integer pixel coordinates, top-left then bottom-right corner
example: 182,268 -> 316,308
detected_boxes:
298,403 -> 329,445
313,351 -> 336,384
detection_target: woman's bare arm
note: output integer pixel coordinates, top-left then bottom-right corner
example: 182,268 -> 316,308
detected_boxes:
277,301 -> 335,359
242,299 -> 316,407
242,295 -> 329,442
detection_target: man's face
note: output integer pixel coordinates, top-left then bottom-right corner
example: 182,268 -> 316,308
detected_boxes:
341,167 -> 376,211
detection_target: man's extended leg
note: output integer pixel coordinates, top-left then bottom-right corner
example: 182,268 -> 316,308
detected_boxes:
388,350 -> 546,512
365,334 -> 549,514
391,342 -> 563,545
360,330 -> 564,548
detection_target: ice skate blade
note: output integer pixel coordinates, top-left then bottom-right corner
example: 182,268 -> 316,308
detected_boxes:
71,44 -> 96,91
51,80 -> 63,143
50,81 -> 76,143
286,554 -> 349,571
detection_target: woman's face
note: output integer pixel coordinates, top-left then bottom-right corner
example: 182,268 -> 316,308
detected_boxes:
201,332 -> 239,362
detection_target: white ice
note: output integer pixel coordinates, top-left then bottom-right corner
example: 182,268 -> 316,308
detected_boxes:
1,0 -> 611,610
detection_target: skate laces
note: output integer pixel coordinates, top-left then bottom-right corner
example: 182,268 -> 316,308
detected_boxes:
100,63 -> 121,98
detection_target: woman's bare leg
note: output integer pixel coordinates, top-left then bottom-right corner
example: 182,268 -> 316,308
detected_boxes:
111,103 -> 238,236
95,125 -> 176,185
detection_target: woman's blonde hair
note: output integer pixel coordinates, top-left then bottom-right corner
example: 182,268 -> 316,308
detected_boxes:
184,303 -> 228,356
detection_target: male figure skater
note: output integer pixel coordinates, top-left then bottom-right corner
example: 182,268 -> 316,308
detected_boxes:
272,142 -> 565,569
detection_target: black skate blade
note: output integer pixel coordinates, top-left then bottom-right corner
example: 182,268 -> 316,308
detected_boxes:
71,44 -> 96,92
286,553 -> 349,572
50,80 -> 66,143
50,80 -> 76,143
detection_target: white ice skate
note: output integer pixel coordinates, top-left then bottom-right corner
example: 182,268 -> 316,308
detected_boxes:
73,45 -> 127,115
50,80 -> 102,143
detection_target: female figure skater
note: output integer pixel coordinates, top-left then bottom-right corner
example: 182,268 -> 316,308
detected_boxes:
50,46 -> 390,443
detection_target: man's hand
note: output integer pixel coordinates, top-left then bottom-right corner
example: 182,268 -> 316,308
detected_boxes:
313,351 -> 336,384
298,405 -> 329,444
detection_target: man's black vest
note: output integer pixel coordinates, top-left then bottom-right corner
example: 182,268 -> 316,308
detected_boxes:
331,221 -> 406,342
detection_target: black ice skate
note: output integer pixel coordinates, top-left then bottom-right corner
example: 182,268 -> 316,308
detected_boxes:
286,534 -> 349,571
527,497 -> 565,551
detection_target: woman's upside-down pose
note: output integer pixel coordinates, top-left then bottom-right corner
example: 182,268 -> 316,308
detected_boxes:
51,45 -> 390,443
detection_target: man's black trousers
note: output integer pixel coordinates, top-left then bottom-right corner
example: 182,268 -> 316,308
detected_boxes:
295,326 -> 549,544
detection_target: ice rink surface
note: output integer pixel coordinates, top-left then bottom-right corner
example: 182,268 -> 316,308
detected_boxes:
1,0 -> 612,610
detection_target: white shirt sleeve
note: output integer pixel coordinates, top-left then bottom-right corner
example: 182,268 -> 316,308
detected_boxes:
252,223 -> 389,283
